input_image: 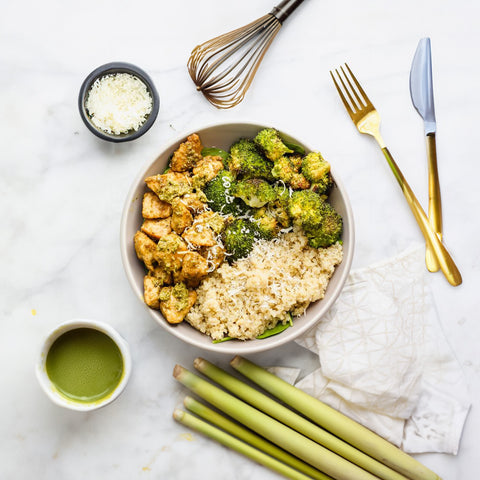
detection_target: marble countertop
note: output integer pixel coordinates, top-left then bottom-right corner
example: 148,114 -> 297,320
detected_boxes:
1,0 -> 478,478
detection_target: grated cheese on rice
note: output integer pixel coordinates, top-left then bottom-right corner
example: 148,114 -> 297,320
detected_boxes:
86,73 -> 153,135
185,228 -> 343,340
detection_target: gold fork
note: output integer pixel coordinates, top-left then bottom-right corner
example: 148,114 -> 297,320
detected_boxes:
330,64 -> 462,286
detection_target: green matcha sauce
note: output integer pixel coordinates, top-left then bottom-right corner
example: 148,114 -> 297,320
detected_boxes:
46,328 -> 124,403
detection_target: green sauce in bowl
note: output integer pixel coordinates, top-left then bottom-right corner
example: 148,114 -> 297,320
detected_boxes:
46,328 -> 124,404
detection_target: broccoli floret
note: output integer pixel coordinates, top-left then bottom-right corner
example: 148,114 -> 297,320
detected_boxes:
287,190 -> 342,247
301,152 -> 333,195
232,178 -> 276,208
229,139 -> 274,181
287,189 -> 324,227
289,173 -> 310,190
254,128 -> 293,162
289,154 -> 303,172
268,184 -> 292,228
272,157 -> 310,190
222,219 -> 261,262
202,170 -> 248,216
310,174 -> 334,196
253,207 -> 279,239
303,201 -> 342,248
271,157 -> 295,183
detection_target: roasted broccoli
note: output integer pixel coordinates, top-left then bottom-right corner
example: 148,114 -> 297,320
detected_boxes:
222,218 -> 261,262
301,152 -> 333,195
287,189 -> 342,247
229,139 -> 274,181
287,189 -> 323,226
254,128 -> 293,162
271,157 -> 295,183
303,200 -> 342,248
267,184 -> 292,228
232,178 -> 276,208
253,207 -> 279,239
289,154 -> 303,172
202,170 -> 247,216
271,156 -> 310,190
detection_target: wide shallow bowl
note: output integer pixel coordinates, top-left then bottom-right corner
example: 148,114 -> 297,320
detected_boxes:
78,62 -> 159,142
120,122 -> 354,354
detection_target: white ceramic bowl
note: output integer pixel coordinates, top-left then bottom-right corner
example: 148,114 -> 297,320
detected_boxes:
120,122 -> 354,354
36,319 -> 132,411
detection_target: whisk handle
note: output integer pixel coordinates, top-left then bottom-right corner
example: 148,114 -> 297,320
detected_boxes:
270,0 -> 305,23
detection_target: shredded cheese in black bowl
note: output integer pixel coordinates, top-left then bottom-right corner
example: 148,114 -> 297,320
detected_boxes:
78,62 -> 159,142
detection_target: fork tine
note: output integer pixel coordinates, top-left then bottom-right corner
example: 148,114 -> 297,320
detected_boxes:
340,65 -> 365,109
344,63 -> 371,106
335,67 -> 361,112
329,70 -> 355,120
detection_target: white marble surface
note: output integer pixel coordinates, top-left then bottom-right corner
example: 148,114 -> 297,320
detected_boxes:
1,0 -> 478,479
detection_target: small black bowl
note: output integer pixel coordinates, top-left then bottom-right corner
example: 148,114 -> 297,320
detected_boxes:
78,62 -> 159,143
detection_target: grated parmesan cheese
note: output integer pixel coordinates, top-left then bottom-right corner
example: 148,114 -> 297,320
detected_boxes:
85,73 -> 153,135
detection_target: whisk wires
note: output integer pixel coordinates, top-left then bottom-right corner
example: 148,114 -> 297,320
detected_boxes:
188,14 -> 282,109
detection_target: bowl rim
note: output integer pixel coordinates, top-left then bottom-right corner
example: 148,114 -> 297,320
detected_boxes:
120,120 -> 355,354
78,61 -> 160,143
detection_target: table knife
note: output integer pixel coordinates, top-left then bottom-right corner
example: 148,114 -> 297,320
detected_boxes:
409,37 -> 442,272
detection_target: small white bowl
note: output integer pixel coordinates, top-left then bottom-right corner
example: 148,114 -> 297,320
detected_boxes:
120,121 -> 354,354
36,319 -> 132,411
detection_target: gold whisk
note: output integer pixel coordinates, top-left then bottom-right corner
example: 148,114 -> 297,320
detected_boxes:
188,0 -> 306,109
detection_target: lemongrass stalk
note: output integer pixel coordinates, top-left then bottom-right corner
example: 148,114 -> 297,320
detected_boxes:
173,365 -> 380,480
231,356 -> 441,480
184,395 -> 333,480
173,409 -> 313,480
194,358 -> 409,480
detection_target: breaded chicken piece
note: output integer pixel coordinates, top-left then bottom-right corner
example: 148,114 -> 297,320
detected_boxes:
156,232 -> 188,276
170,134 -> 203,172
194,210 -> 227,234
149,265 -> 172,285
159,283 -> 197,324
134,231 -> 160,271
182,223 -> 216,247
199,244 -> 225,270
192,156 -> 224,189
178,193 -> 207,214
143,275 -> 163,309
142,192 -> 172,219
171,198 -> 193,235
179,251 -> 209,287
145,171 -> 192,203
141,218 -> 172,240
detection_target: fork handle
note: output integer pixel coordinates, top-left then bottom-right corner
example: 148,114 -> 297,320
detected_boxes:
425,133 -> 442,272
381,147 -> 462,286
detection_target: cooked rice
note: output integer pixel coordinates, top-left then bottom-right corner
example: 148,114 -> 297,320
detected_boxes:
185,228 -> 343,340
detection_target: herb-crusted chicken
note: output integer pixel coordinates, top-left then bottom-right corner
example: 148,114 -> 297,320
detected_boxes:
170,133 -> 203,172
142,192 -> 172,219
141,218 -> 172,240
145,171 -> 192,203
158,283 -> 197,324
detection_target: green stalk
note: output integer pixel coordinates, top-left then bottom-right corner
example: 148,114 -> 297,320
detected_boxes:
173,409 -> 313,480
184,395 -> 333,480
231,356 -> 441,480
173,365 -> 380,480
194,358 -> 410,480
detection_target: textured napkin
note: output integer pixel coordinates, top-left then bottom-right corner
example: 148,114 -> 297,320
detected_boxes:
292,245 -> 471,454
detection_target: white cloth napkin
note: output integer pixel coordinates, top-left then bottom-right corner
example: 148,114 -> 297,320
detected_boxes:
292,245 -> 471,454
